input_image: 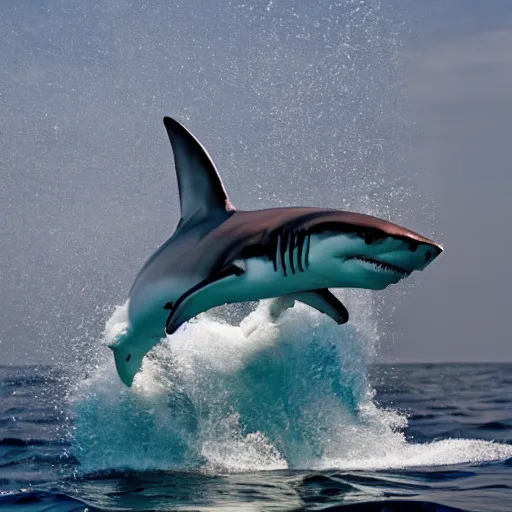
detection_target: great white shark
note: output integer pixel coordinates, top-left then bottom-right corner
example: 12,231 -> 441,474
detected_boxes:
110,117 -> 443,386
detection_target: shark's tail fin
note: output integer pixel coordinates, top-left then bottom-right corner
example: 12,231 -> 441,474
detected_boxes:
163,117 -> 235,231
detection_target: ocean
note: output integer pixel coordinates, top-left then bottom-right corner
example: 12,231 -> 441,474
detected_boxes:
1,304 -> 512,511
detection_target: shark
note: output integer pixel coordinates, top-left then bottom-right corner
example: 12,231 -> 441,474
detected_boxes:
109,116 -> 443,386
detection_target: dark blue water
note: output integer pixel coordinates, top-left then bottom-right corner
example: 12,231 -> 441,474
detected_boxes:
0,303 -> 510,511
2,359 -> 512,511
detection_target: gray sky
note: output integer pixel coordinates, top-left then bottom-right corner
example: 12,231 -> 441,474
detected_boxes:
1,0 -> 511,364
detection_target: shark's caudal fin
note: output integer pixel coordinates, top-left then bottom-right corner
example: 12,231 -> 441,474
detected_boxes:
163,117 -> 235,230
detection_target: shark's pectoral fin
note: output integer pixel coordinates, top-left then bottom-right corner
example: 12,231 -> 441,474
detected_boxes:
165,263 -> 245,335
289,289 -> 349,325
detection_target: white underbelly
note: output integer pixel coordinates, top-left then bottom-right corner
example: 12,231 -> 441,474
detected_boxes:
131,256 -> 327,336
216,257 -> 326,304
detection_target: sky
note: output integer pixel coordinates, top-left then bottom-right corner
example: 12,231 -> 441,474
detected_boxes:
1,0 -> 511,364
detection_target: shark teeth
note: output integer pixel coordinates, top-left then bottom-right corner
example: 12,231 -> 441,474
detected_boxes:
350,256 -> 411,278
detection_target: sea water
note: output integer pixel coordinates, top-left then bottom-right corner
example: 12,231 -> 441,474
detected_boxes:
1,301 -> 511,511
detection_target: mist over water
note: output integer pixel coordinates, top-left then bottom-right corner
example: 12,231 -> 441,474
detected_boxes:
1,0 -> 417,365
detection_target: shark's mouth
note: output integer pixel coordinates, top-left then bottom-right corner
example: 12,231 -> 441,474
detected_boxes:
349,256 -> 411,278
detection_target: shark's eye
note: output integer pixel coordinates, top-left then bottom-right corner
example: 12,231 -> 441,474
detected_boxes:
126,354 -> 131,362
364,232 -> 374,245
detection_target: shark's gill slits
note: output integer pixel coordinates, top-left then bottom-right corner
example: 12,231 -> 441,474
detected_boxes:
296,232 -> 305,273
304,234 -> 311,269
288,232 -> 296,275
279,230 -> 289,276
270,229 -> 311,276
349,256 -> 411,277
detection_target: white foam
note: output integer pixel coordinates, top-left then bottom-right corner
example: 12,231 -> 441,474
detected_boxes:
320,439 -> 512,471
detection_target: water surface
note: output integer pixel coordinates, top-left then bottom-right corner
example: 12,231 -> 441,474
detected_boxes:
2,359 -> 511,511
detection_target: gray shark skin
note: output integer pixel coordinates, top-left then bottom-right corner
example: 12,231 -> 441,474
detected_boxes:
110,117 -> 443,386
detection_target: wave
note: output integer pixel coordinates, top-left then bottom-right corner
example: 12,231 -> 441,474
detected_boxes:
67,298 -> 512,475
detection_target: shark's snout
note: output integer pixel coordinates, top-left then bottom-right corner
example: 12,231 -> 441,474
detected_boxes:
407,240 -> 443,271
423,242 -> 444,265
376,240 -> 443,275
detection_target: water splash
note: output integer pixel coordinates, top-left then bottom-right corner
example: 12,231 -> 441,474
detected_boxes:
67,296 -> 512,475
69,293 -> 376,473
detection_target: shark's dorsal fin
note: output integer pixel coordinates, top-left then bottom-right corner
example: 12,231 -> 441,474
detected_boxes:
163,117 -> 235,229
